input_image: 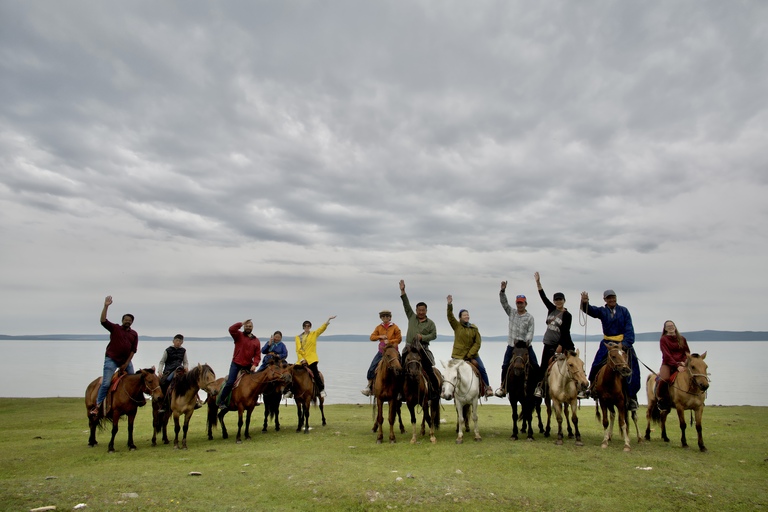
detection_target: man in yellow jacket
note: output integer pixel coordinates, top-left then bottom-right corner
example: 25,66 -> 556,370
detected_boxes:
296,315 -> 337,398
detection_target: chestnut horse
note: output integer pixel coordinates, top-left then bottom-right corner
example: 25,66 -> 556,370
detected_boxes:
85,367 -> 163,452
372,344 -> 404,444
402,344 -> 441,444
645,352 -> 710,451
592,342 -> 637,451
217,364 -> 292,443
291,363 -> 326,433
546,350 -> 589,446
502,343 -> 538,441
262,358 -> 293,433
441,359 -> 481,444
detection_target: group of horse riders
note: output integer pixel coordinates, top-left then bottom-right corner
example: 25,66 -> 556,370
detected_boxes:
91,273 -> 688,421
364,275 -> 686,414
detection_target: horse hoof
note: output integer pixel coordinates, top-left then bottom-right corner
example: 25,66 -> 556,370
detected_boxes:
430,437 -> 437,444
575,441 -> 584,447
236,440 -> 242,444
556,440 -> 563,446
410,438 -> 417,444
376,439 -> 382,444
390,440 -> 396,444
601,443 -> 608,449
623,446 -> 631,452
526,438 -> 534,443
456,439 -> 463,444
474,437 -> 482,442
700,446 -> 707,452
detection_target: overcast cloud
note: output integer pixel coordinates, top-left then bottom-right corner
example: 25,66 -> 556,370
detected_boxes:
2,1 -> 767,339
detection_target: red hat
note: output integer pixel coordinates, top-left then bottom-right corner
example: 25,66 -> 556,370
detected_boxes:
515,295 -> 526,303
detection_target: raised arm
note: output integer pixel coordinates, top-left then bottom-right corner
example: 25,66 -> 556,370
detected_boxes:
499,282 -> 512,315
100,295 -> 112,323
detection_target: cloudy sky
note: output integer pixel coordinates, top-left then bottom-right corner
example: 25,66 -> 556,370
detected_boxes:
2,1 -> 766,339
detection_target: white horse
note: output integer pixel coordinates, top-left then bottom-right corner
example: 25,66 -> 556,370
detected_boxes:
440,359 -> 481,444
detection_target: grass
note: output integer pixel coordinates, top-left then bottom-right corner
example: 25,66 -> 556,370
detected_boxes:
0,398 -> 766,511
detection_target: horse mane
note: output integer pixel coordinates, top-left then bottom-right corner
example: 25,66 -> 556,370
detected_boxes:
173,364 -> 201,396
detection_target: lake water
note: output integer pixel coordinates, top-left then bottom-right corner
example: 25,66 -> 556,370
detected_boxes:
0,339 -> 764,406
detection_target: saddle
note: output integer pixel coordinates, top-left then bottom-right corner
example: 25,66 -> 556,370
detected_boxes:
466,359 -> 489,395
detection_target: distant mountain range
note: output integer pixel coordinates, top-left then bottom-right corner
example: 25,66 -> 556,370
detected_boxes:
1,330 -> 766,342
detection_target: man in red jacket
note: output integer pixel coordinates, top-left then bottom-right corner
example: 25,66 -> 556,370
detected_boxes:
217,319 -> 261,410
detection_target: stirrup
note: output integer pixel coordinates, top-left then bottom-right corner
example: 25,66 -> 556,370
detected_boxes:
534,385 -> 543,398
494,388 -> 506,398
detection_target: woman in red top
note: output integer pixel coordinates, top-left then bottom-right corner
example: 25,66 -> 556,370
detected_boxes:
657,320 -> 690,410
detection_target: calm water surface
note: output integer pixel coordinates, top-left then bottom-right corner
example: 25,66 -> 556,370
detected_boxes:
0,339 -> 764,406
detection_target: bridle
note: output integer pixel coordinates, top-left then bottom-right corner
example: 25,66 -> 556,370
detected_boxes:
605,345 -> 631,377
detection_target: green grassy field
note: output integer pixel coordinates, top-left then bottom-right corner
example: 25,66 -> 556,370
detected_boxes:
0,398 -> 766,511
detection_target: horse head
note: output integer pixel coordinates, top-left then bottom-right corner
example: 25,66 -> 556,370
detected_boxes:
381,345 -> 402,376
140,367 -> 164,402
566,349 -> 590,393
604,342 -> 632,378
686,352 -> 710,392
404,347 -> 423,379
440,359 -> 460,401
197,363 -> 218,395
511,344 -> 529,377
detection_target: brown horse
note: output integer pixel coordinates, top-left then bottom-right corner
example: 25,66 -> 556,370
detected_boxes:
546,350 -> 589,446
168,364 -> 217,449
85,367 -> 163,452
645,352 -> 710,451
592,342 -> 637,451
402,344 -> 440,444
290,363 -> 327,434
502,344 -> 538,441
372,344 -> 403,444
218,364 -> 292,443
262,358 -> 293,433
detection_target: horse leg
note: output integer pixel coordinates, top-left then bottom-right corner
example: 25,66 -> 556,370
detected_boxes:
676,406 -> 689,449
126,411 -> 137,451
296,400 -> 304,433
510,401 -> 519,440
88,416 -> 99,447
388,400 -> 397,444
570,400 -> 583,446
376,400 -> 384,444
275,403 -> 281,432
182,413 -> 191,450
544,396 -> 552,438
219,409 -> 229,439
151,405 -> 158,446
695,406 -> 706,452
630,409 -> 641,443
303,403 -> 310,434
397,402 -> 405,434
463,404 -> 471,433
553,400 -> 564,445
454,403 -> 464,444
535,403 -> 544,434
408,404 -> 419,444
600,404 -> 612,449
660,409 -> 670,442
162,411 -> 170,444
429,398 -> 439,444
173,412 -> 182,449
207,401 -> 217,440
236,410 -> 244,444
525,400 -> 535,441
644,405 -> 652,441
471,400 -> 481,442
319,397 -> 327,427
565,403 -> 574,439
263,405 -> 269,433
244,408 -> 253,440
619,407 -> 631,452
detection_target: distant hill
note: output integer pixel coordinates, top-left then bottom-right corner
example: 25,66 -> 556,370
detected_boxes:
1,330 -> 766,342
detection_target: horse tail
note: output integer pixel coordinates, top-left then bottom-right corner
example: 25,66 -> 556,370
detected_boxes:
650,403 -> 662,423
433,399 -> 441,430
206,400 -> 218,431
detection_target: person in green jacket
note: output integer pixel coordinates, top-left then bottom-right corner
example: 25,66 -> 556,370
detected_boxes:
447,294 -> 494,398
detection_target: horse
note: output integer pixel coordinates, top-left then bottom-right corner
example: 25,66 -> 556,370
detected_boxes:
368,344 -> 402,444
645,352 -> 710,451
218,364 -> 292,443
84,367 -> 163,452
290,363 -> 327,434
164,364 -> 217,449
502,343 -> 538,441
592,342 -> 638,451
402,344 -> 441,444
262,358 -> 293,433
546,349 -> 589,446
440,359 -> 481,444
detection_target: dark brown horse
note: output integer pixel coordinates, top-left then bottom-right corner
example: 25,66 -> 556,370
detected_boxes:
645,352 -> 710,451
85,367 -> 163,452
402,344 -> 441,444
502,343 -> 538,441
217,365 -> 292,443
290,363 -> 327,433
372,344 -> 403,444
262,358 -> 293,433
593,342 -> 635,451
